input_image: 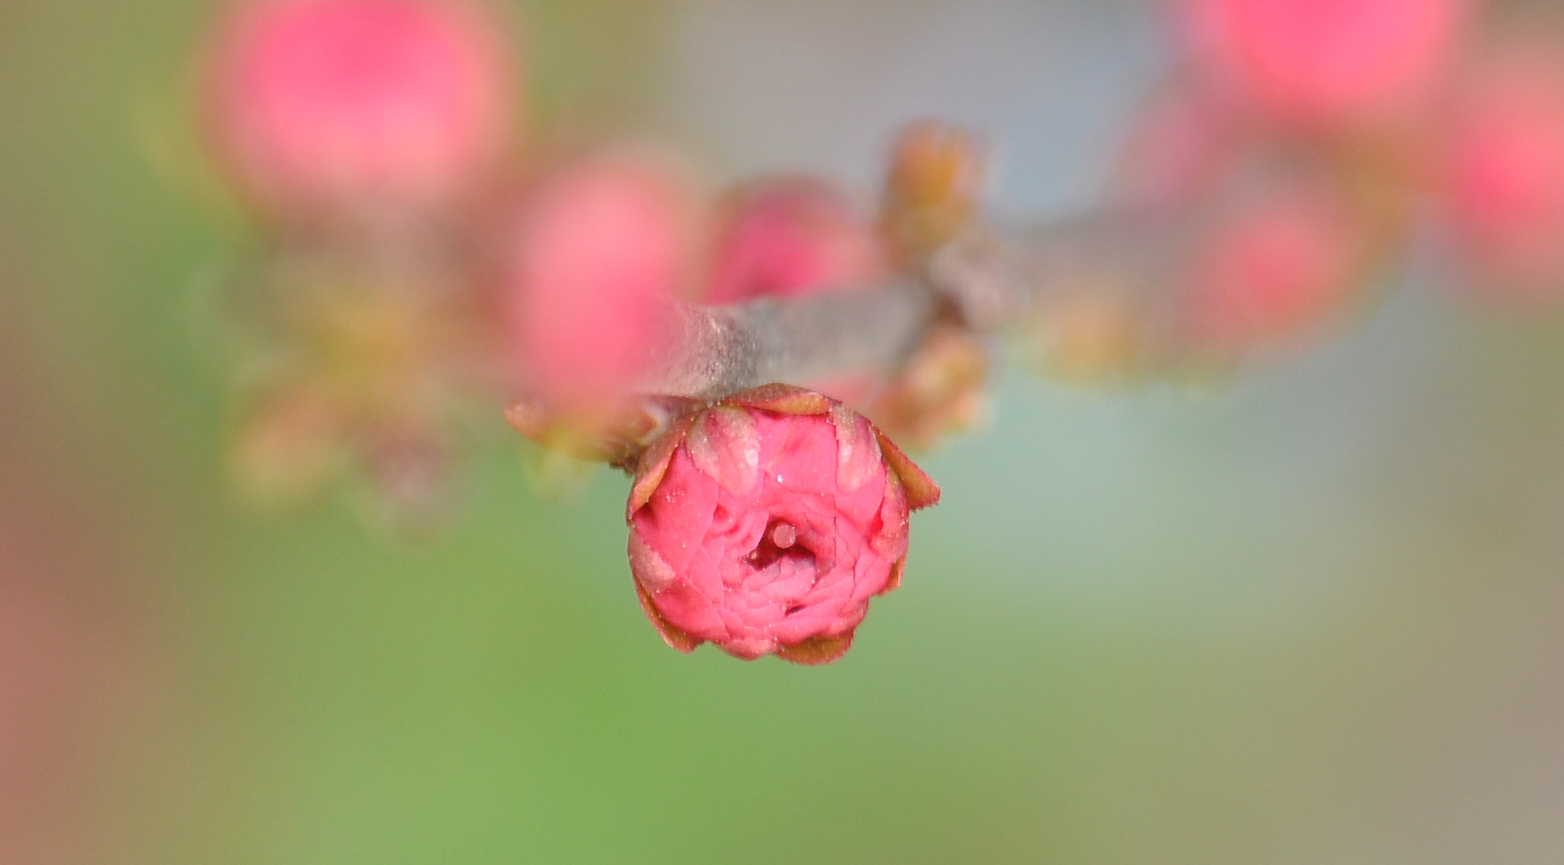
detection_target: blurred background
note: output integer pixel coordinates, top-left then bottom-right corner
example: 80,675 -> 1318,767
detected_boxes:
7,0 -> 1564,862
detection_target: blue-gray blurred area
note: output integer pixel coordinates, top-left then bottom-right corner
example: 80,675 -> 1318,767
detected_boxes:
4,0 -> 1564,863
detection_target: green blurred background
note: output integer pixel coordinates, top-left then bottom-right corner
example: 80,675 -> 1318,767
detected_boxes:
6,1 -> 1564,863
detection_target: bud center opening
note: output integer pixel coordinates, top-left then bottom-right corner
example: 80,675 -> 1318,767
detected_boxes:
745,518 -> 813,572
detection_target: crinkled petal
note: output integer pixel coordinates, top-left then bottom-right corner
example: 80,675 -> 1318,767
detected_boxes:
624,393 -> 934,664
685,406 -> 761,496
628,415 -> 695,519
628,530 -> 678,593
634,580 -> 702,653
830,405 -> 883,493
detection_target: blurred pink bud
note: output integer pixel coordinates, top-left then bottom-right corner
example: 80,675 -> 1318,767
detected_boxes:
504,154 -> 695,414
1181,183 -> 1361,352
205,0 -> 517,215
701,178 -> 890,407
704,177 -> 884,304
1111,80 -> 1244,209
627,385 -> 939,664
1179,0 -> 1467,129
1442,43 -> 1564,300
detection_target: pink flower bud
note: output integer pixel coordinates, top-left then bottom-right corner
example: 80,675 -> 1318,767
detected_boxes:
1179,0 -> 1468,129
204,0 -> 517,216
503,154 -> 695,415
704,177 -> 884,304
1441,41 -> 1564,301
1111,80 -> 1245,210
1180,182 -> 1361,353
626,385 -> 939,664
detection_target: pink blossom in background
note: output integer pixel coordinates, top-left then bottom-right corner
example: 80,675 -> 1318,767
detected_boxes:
1111,80 -> 1244,210
504,155 -> 694,414
703,177 -> 884,304
205,0 -> 517,216
1181,183 -> 1361,352
627,386 -> 939,664
1178,0 -> 1468,129
1441,42 -> 1564,301
701,178 -> 888,408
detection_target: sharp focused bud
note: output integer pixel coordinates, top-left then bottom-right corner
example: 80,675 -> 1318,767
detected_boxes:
626,385 -> 939,664
204,0 -> 519,217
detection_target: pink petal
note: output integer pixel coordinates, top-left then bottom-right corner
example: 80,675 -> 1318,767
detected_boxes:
685,406 -> 761,496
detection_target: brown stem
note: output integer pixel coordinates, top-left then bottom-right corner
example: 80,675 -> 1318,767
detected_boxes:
631,211 -> 1171,400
